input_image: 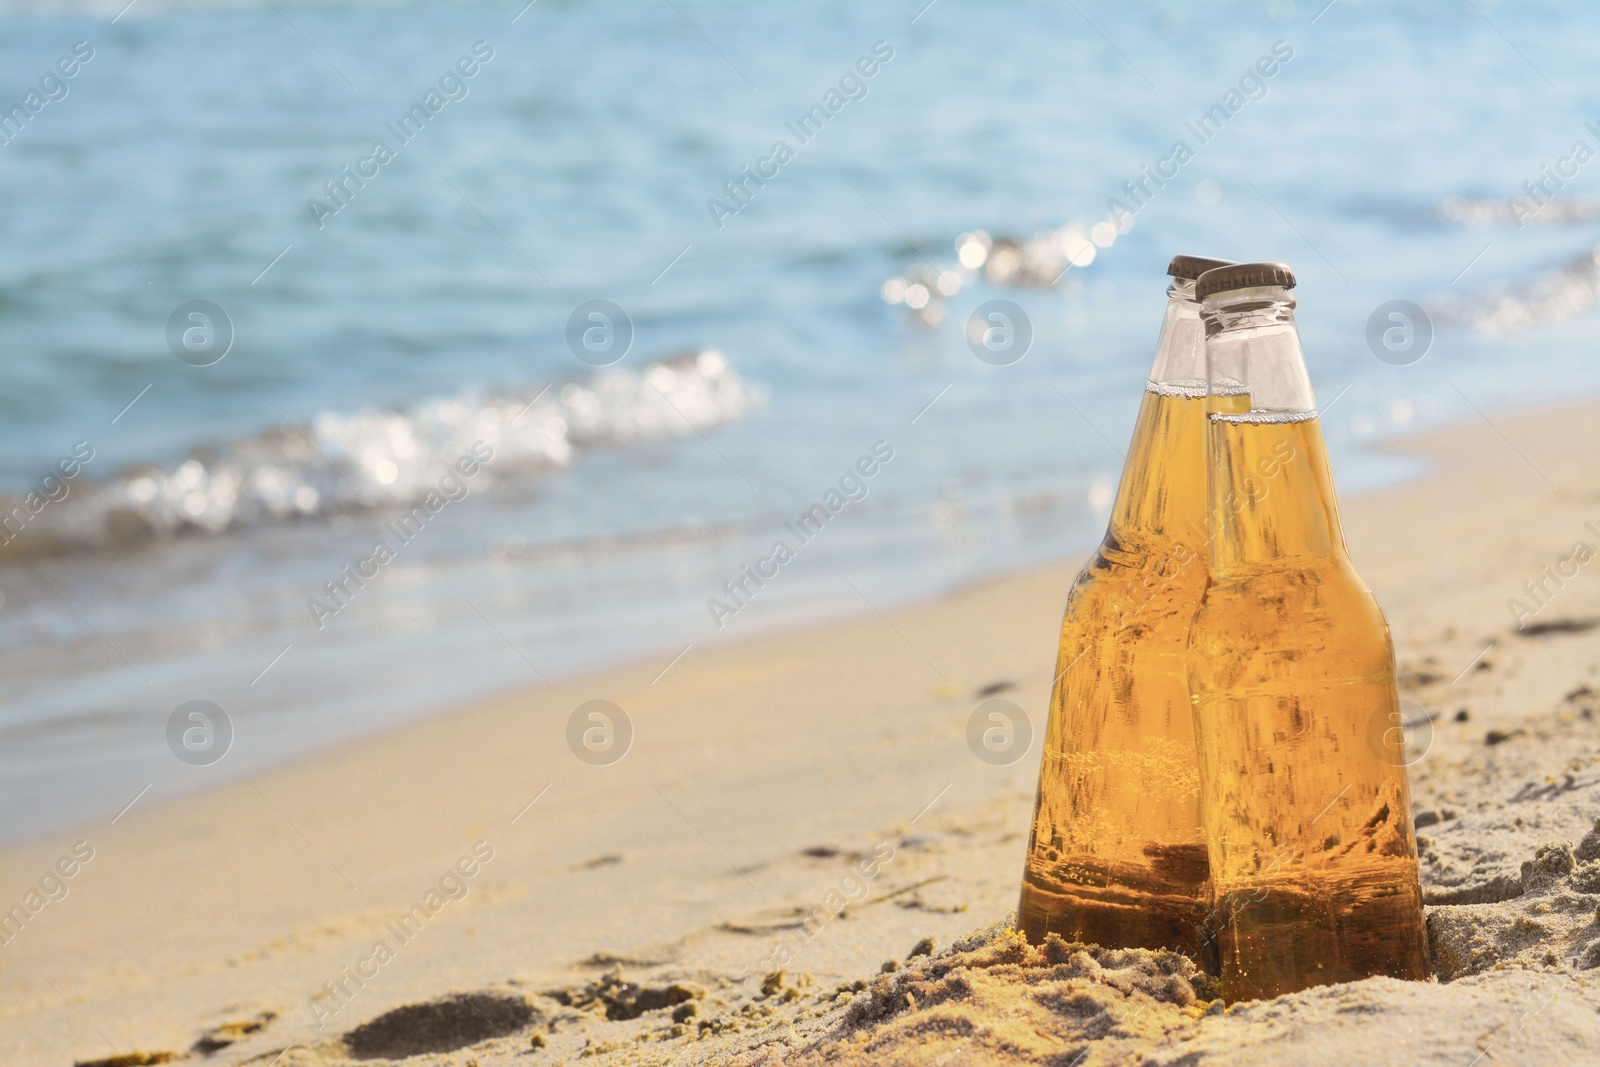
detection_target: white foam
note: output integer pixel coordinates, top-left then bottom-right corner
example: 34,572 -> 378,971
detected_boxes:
1436,195 -> 1600,228
1146,379 -> 1207,399
1448,245 -> 1600,335
6,350 -> 763,555
1210,409 -> 1317,425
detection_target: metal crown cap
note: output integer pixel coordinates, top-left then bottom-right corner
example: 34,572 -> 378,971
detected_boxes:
1166,255 -> 1235,281
1195,261 -> 1297,301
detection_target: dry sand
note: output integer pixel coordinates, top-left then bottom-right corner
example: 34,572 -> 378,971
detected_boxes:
4,400 -> 1600,1066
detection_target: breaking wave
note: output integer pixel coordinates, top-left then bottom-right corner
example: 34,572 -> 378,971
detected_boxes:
1432,245 -> 1600,335
1434,195 -> 1600,228
0,350 -> 762,558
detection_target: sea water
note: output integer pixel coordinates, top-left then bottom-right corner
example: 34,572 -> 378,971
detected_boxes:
2,0 -> 1597,841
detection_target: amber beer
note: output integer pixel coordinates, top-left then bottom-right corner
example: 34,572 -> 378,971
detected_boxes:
1186,262 -> 1430,1001
1017,256 -> 1234,955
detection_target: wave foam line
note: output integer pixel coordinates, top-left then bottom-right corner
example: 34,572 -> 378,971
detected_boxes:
1,350 -> 762,558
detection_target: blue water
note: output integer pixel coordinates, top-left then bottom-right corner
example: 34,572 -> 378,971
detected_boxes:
3,0 -> 1598,842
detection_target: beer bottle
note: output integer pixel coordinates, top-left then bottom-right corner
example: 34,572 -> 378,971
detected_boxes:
1187,262 -> 1430,1001
1017,255 -> 1234,956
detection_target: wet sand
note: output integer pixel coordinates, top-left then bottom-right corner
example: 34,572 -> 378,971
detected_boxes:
5,400 -> 1600,1066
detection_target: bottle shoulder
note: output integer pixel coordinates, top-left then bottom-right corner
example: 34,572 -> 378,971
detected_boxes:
1059,531 -> 1209,633
1200,558 -> 1387,624
1188,555 -> 1395,683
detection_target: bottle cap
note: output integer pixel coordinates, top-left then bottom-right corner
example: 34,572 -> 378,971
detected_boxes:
1195,261 -> 1296,301
1166,255 -> 1234,281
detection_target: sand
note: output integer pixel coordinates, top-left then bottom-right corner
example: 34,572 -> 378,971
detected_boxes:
5,400 -> 1600,1067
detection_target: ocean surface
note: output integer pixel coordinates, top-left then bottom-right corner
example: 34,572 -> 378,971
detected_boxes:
3,0 -> 1598,843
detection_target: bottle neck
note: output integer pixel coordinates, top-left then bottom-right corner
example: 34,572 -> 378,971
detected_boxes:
1104,280 -> 1209,546
1203,413 -> 1346,568
1202,287 -> 1315,416
1201,289 -> 1345,567
1147,278 -> 1206,393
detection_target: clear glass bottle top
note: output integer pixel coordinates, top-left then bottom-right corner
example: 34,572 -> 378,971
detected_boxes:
1201,285 -> 1318,418
1147,277 -> 1208,396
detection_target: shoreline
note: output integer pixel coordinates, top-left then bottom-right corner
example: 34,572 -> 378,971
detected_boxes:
6,397 -> 1600,1065
0,391 -> 1444,851
0,385 -> 1541,851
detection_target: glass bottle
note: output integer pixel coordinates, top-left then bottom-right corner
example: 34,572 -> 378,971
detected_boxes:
1186,262 -> 1430,1002
1017,255 -> 1234,956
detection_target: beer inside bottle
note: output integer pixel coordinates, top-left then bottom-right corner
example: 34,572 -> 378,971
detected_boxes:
1187,263 -> 1430,1002
1018,256 -> 1236,957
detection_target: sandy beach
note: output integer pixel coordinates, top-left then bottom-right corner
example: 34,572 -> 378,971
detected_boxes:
6,397 -> 1600,1066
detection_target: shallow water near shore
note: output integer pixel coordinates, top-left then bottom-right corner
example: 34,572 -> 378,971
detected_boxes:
4,0 -> 1600,842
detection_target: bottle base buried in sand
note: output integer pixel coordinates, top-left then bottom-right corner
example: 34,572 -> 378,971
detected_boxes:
1212,869 -> 1430,1001
1018,841 -> 1211,959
